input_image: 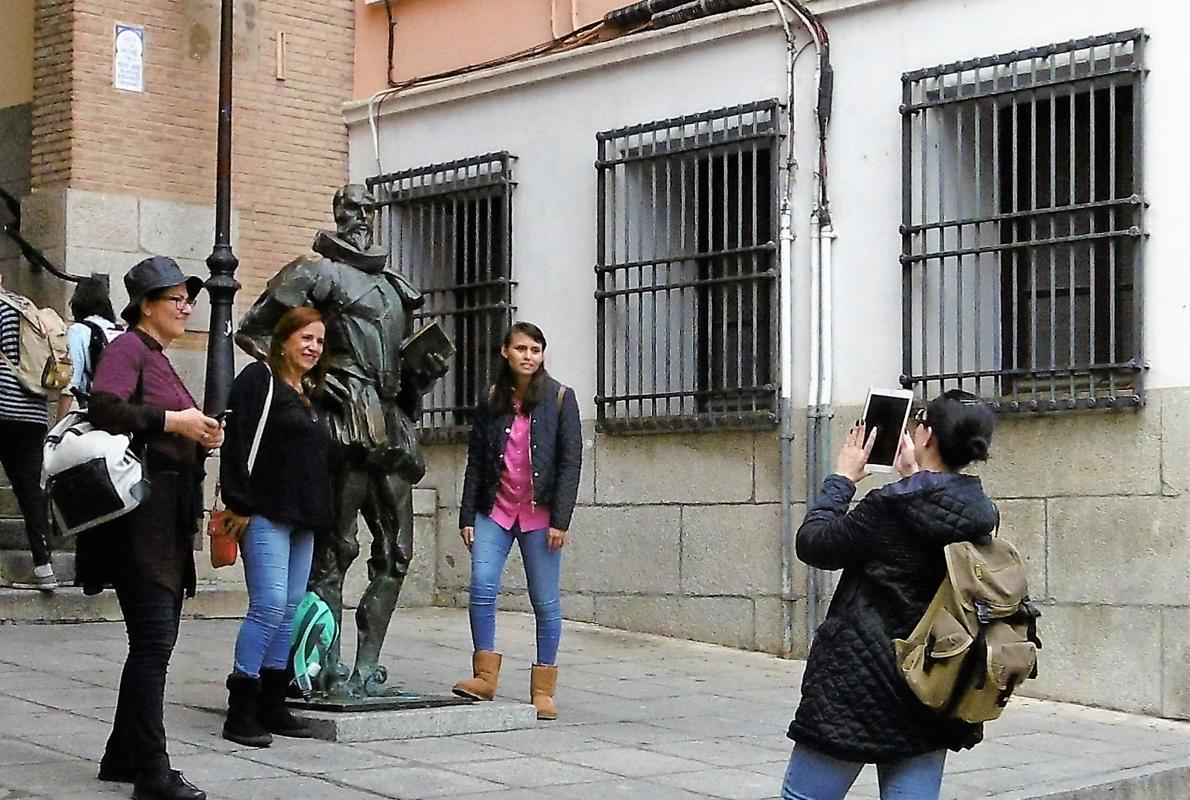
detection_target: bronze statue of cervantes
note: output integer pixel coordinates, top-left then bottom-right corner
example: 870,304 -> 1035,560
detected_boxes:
236,184 -> 450,699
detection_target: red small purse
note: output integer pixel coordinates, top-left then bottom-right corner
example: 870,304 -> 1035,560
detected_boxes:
208,502 -> 238,568
207,364 -> 274,569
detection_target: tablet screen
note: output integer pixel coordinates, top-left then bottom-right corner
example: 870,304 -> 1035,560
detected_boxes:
863,392 -> 912,467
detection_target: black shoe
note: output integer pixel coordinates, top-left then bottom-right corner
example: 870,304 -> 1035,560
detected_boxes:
132,770 -> 206,800
222,672 -> 272,748
97,761 -> 137,783
258,668 -> 315,739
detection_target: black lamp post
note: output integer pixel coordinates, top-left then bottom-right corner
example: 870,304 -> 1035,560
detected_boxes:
202,0 -> 240,415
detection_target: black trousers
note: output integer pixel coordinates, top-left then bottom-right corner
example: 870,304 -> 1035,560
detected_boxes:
102,578 -> 183,780
0,420 -> 52,566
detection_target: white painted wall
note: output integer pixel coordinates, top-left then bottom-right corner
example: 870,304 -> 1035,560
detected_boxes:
348,0 -> 1190,414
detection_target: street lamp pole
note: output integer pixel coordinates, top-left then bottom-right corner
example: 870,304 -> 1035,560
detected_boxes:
203,0 -> 239,415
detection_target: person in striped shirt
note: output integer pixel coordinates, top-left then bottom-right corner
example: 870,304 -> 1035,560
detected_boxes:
0,284 -> 56,591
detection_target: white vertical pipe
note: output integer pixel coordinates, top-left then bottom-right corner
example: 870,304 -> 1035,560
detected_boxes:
807,211 -> 821,409
820,223 -> 836,406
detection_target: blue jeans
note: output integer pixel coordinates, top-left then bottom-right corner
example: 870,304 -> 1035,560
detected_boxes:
232,516 -> 315,677
781,743 -> 946,800
468,513 -> 562,665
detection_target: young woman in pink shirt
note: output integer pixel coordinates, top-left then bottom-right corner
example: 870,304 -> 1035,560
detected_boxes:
454,322 -> 582,719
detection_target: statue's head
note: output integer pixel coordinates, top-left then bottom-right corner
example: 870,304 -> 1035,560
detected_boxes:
333,184 -> 376,251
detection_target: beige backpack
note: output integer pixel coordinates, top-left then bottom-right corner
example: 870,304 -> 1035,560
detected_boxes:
893,533 -> 1042,724
0,292 -> 72,396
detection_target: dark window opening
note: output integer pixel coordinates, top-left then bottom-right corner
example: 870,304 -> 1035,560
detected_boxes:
368,153 -> 515,439
901,30 -> 1146,413
595,100 -> 780,433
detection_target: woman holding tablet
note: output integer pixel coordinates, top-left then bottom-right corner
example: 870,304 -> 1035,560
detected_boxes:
782,389 -> 998,800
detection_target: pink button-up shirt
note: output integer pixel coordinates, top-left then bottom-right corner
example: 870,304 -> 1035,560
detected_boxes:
489,400 -> 551,532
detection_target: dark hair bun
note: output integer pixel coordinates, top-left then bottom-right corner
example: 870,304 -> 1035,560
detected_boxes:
926,394 -> 995,469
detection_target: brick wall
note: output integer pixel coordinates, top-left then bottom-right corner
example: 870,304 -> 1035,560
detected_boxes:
28,0 -> 353,301
30,0 -> 73,189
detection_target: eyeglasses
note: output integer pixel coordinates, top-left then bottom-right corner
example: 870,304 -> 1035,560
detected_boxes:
909,407 -> 928,430
160,294 -> 198,310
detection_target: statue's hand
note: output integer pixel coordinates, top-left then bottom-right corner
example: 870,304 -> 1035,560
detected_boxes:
423,351 -> 450,379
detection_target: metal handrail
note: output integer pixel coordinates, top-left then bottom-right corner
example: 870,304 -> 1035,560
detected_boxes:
0,185 -> 82,283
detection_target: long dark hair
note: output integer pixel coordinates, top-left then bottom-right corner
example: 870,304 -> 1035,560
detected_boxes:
489,321 -> 550,415
267,306 -> 327,404
70,277 -> 117,323
924,389 -> 995,470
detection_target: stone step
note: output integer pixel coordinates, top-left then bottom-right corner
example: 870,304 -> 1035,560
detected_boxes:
0,582 -> 247,623
0,518 -> 77,551
0,549 -> 76,584
0,518 -> 27,550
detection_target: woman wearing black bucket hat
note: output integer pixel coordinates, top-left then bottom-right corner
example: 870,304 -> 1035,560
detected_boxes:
77,255 -> 221,800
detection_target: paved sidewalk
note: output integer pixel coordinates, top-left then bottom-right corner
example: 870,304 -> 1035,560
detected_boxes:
0,607 -> 1187,799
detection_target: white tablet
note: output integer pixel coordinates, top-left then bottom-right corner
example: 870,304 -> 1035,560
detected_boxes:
860,387 -> 914,473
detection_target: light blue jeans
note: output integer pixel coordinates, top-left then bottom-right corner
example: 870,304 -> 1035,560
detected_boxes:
232,516 -> 315,677
781,743 -> 946,800
468,513 -> 562,665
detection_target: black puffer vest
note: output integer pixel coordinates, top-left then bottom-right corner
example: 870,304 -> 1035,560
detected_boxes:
788,471 -> 999,762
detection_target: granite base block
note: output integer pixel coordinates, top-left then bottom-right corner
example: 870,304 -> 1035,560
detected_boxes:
297,700 -> 538,742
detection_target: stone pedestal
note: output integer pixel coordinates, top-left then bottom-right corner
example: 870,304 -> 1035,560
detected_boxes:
294,698 -> 538,742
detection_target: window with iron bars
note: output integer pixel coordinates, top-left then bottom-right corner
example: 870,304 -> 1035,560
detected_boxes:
367,153 -> 515,441
900,30 -> 1146,412
595,100 -> 780,433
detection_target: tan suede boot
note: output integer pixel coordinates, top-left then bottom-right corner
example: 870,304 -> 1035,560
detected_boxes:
452,651 -> 502,701
530,664 -> 558,720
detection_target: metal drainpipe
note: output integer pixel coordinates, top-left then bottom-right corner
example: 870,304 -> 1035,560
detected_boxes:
773,0 -> 799,659
805,209 -> 822,635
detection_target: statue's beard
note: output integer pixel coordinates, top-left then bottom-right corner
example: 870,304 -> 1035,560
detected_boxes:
341,222 -> 372,251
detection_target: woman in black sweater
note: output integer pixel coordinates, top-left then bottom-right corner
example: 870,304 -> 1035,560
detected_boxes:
782,390 -> 998,800
218,306 -> 331,747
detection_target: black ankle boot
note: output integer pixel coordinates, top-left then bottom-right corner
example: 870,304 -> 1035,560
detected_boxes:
258,668 -> 315,738
221,673 -> 272,747
131,770 -> 206,800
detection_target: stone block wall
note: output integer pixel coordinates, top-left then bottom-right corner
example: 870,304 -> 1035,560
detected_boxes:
422,426 -> 806,658
412,386 -> 1190,720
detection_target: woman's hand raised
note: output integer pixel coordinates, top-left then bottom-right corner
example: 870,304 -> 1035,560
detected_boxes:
834,421 -> 877,484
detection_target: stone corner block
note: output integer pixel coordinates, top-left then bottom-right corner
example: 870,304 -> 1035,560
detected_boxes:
66,190 -> 140,252
1161,608 -> 1190,719
412,488 -> 438,517
563,505 -> 681,594
594,594 -> 757,650
139,198 -> 217,261
595,431 -> 754,504
681,503 -> 785,596
979,408 -> 1161,497
1024,603 -> 1162,715
19,189 -> 67,251
1160,388 -> 1190,497
1049,496 -> 1188,606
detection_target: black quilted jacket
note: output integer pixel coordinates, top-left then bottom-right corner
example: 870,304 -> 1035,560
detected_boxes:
787,470 -> 999,762
459,376 -> 583,531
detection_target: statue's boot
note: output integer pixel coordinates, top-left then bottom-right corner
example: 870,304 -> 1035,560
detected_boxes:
452,651 -> 502,701
530,664 -> 558,720
258,669 -> 314,738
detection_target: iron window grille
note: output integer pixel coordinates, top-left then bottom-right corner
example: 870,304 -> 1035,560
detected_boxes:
595,100 -> 781,433
900,30 -> 1147,413
368,152 -> 515,441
